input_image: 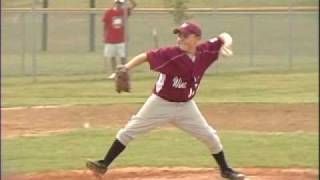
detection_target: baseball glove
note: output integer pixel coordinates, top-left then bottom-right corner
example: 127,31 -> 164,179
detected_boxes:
115,65 -> 130,93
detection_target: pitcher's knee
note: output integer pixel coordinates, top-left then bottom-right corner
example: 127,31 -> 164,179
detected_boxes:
199,131 -> 223,154
208,140 -> 223,154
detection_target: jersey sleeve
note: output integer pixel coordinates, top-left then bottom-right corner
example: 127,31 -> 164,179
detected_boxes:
198,37 -> 224,65
207,37 -> 224,52
146,47 -> 175,74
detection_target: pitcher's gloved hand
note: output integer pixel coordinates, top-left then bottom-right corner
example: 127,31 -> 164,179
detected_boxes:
115,65 -> 130,93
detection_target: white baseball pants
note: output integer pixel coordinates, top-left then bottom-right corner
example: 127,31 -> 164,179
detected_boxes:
116,94 -> 223,154
104,43 -> 126,58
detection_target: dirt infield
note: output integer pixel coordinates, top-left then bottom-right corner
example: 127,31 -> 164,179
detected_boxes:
2,103 -> 318,179
4,167 -> 318,180
2,103 -> 318,138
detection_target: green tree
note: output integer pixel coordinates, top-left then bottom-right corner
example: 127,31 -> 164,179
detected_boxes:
163,0 -> 192,25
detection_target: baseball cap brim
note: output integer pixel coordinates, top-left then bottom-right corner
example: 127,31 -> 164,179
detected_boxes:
173,28 -> 190,37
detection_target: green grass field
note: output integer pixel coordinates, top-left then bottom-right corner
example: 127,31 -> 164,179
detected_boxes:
2,68 -> 318,174
2,71 -> 318,107
3,129 -> 318,173
2,69 -> 318,174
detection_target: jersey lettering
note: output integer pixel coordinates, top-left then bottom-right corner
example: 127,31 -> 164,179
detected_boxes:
188,76 -> 200,98
172,76 -> 187,89
112,16 -> 123,29
188,88 -> 195,98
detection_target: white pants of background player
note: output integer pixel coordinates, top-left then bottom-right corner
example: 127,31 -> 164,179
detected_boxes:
117,94 -> 223,154
104,43 -> 126,58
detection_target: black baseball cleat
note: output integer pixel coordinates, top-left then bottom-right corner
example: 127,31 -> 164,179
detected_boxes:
221,168 -> 245,180
86,160 -> 108,176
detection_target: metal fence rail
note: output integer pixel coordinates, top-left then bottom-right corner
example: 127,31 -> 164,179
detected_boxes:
1,9 -> 318,78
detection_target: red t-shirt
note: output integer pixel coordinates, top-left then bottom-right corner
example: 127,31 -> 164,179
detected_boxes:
102,7 -> 131,44
146,37 -> 223,102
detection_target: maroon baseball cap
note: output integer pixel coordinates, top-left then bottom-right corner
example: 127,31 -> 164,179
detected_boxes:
173,21 -> 202,37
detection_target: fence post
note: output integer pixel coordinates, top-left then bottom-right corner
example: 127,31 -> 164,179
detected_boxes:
288,0 -> 293,70
152,28 -> 159,48
89,0 -> 96,52
41,0 -> 48,51
21,12 -> 27,75
211,0 -> 220,74
123,0 -> 129,63
249,13 -> 255,67
32,0 -> 38,82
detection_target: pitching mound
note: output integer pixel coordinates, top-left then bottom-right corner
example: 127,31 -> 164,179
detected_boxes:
5,167 -> 318,180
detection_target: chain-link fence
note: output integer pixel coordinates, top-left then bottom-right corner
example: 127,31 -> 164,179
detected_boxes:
1,8 -> 318,78
2,0 -> 318,8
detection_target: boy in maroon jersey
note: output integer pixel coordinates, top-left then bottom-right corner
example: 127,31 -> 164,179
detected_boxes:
87,21 -> 245,180
103,0 -> 136,79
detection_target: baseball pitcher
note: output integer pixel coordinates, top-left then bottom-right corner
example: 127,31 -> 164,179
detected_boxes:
87,21 -> 245,180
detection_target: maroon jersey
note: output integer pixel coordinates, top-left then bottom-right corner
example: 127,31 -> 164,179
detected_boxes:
146,37 -> 223,102
102,7 -> 131,44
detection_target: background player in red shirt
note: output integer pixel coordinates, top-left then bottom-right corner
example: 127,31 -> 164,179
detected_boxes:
103,0 -> 136,79
87,21 -> 245,180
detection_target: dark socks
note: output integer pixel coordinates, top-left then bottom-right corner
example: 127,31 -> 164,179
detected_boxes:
212,151 -> 230,172
120,57 -> 127,65
111,57 -> 117,72
102,139 -> 126,167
